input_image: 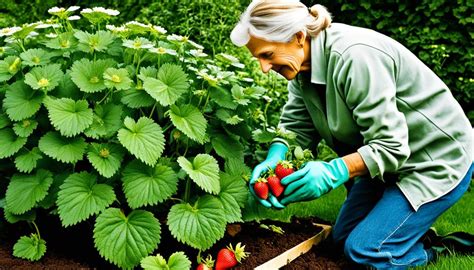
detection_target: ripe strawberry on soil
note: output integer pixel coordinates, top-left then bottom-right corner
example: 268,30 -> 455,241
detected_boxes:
215,243 -> 249,270
275,160 -> 294,179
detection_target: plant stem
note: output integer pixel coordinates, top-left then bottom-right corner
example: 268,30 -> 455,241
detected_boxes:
32,221 -> 41,239
184,178 -> 191,202
149,102 -> 157,119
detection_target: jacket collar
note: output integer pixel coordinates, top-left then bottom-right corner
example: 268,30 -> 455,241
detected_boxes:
310,30 -> 327,85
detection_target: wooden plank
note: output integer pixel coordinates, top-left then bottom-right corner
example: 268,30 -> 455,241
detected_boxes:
254,223 -> 332,270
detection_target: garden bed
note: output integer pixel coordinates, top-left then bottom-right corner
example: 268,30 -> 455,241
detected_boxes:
0,210 -> 361,269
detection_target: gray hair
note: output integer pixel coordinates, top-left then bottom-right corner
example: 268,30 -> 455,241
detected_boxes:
231,0 -> 332,46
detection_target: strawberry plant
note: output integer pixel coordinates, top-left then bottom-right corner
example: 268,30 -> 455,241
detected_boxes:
0,5 -> 267,269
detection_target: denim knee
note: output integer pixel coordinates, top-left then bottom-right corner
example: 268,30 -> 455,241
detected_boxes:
344,232 -> 379,265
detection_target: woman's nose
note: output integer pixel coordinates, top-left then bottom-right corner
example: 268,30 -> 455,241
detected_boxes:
258,58 -> 272,73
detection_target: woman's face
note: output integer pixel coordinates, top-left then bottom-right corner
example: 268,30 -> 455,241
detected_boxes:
246,32 -> 310,80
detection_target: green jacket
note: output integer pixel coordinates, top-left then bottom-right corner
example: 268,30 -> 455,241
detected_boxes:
275,23 -> 473,210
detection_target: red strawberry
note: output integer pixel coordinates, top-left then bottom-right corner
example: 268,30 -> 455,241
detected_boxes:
275,160 -> 294,179
267,174 -> 284,197
197,254 -> 214,270
253,178 -> 268,199
215,243 -> 249,270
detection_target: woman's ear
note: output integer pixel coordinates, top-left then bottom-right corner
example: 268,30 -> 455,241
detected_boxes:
295,31 -> 306,47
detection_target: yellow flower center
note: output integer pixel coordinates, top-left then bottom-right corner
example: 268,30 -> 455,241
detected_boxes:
22,120 -> 31,128
89,76 -> 100,83
8,57 -> 21,73
157,47 -> 166,54
38,78 -> 49,88
133,41 -> 142,48
99,148 -> 110,158
32,56 -> 40,64
111,74 -> 121,83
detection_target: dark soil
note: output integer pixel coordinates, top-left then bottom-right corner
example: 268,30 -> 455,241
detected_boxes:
1,209 -> 360,269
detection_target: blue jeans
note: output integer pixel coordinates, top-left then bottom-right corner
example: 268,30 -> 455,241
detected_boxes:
332,164 -> 473,269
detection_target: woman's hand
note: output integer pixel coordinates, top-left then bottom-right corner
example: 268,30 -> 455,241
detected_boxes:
280,158 -> 349,205
249,143 -> 288,208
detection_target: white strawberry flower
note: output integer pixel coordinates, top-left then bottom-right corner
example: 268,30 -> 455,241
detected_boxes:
0,27 -> 22,37
189,49 -> 208,58
106,25 -> 127,33
48,7 -> 66,15
67,6 -> 81,12
45,33 -> 58,38
151,25 -> 167,34
149,47 -> 177,56
67,15 -> 81,21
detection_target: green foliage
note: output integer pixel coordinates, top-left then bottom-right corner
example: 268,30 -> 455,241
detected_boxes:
0,6 -> 264,268
140,252 -> 192,270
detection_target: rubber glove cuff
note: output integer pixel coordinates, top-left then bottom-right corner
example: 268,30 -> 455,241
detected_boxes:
266,142 -> 288,163
326,158 -> 350,188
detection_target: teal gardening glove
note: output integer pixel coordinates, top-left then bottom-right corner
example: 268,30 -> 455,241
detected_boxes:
280,158 -> 350,205
250,142 -> 288,208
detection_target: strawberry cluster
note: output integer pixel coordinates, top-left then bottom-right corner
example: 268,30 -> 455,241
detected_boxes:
252,146 -> 314,201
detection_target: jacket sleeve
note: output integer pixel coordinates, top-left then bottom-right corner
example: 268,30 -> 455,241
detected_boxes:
333,46 -> 410,179
272,79 -> 320,149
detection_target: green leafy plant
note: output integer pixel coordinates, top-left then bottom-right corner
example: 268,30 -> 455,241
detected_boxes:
0,6 -> 265,269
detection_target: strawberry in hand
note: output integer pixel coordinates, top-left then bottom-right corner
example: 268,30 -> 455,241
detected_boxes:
215,242 -> 249,270
275,160 -> 294,179
267,170 -> 284,197
253,177 -> 269,200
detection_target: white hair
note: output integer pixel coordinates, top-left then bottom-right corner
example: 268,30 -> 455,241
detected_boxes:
231,0 -> 332,46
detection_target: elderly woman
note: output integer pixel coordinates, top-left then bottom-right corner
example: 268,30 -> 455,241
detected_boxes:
231,0 -> 473,269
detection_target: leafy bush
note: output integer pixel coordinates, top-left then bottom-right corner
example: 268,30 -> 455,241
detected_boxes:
0,6 -> 278,269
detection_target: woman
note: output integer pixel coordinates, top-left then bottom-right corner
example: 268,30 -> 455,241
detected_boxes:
230,0 -> 473,269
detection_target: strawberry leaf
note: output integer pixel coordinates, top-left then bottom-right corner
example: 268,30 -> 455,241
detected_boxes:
84,103 -> 123,139
141,252 -> 191,270
218,172 -> 248,223
57,172 -> 116,227
87,143 -> 125,178
20,48 -> 52,67
0,56 -> 21,82
0,128 -> 27,159
167,195 -> 226,250
5,169 -> 53,215
14,147 -> 43,173
117,117 -> 165,166
70,58 -> 116,93
177,154 -> 220,195
120,86 -> 156,108
38,131 -> 87,164
44,97 -> 93,137
4,209 -> 36,224
13,235 -> 46,261
211,133 -> 244,160
13,119 -> 38,137
103,67 -> 132,90
216,109 -> 243,125
3,81 -> 44,121
24,64 -> 63,92
143,63 -> 189,106
75,30 -> 115,53
169,104 -> 207,144
94,208 -> 161,269
122,160 -> 178,209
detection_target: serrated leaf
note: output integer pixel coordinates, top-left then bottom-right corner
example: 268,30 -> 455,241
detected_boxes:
57,172 -> 116,227
0,128 -> 27,158
231,85 -> 250,105
138,66 -> 158,81
54,72 -> 81,99
210,86 -> 238,109
44,97 -> 93,137
13,235 -> 46,261
122,160 -> 178,209
117,117 -> 165,166
84,103 -> 123,139
225,158 -> 251,180
167,195 -> 226,250
141,252 -> 191,270
94,208 -> 161,269
177,154 -> 220,194
211,133 -> 244,159
244,86 -> 266,99
24,64 -> 63,92
0,113 -> 11,129
14,147 -> 42,173
216,109 -> 243,125
13,119 -> 38,137
75,30 -> 115,53
169,104 -> 207,144
143,63 -> 189,106
0,56 -> 21,82
252,129 -> 275,143
38,131 -> 87,164
103,67 -> 132,90
5,169 -> 53,214
120,86 -> 156,108
220,172 -> 248,208
20,48 -> 52,67
3,81 -> 44,121
44,32 -> 77,50
87,143 -> 124,178
70,58 -> 116,93
37,173 -> 68,209
4,209 -> 36,224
